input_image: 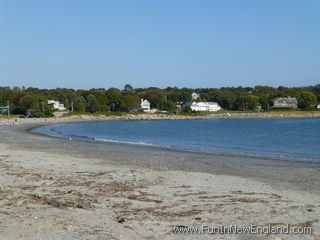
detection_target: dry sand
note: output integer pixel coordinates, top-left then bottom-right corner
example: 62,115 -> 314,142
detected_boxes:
0,120 -> 319,240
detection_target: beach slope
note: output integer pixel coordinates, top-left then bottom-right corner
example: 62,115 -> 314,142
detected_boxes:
0,123 -> 319,239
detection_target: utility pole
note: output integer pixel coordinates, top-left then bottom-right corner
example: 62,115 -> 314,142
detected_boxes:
66,99 -> 69,110
71,100 -> 74,112
7,100 -> 9,117
42,102 -> 45,116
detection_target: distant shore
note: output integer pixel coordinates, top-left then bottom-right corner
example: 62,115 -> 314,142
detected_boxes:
1,111 -> 320,125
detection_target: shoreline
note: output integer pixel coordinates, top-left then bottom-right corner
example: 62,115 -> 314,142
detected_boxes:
1,111 -> 320,125
2,122 -> 320,194
65,111 -> 320,120
0,122 -> 320,239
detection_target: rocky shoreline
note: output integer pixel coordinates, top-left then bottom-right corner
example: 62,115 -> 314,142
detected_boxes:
65,112 -> 320,122
2,112 -> 320,125
2,112 -> 320,126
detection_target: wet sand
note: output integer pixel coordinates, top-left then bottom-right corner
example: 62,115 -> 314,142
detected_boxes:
0,121 -> 319,239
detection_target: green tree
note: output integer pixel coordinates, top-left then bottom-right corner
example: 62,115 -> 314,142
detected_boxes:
144,88 -> 165,109
124,84 -> 133,91
253,86 -> 276,95
235,95 -> 258,110
74,96 -> 87,112
258,94 -> 272,111
217,91 -> 237,110
106,88 -> 122,111
90,90 -> 108,111
86,94 -> 99,113
164,100 -> 177,112
297,91 -> 317,109
119,95 -> 140,111
14,95 -> 39,115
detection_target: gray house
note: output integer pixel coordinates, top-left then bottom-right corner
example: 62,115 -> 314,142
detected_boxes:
272,97 -> 298,109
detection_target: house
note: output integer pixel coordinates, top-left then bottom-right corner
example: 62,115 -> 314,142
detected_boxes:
140,99 -> 150,112
184,102 -> 222,112
191,92 -> 200,100
272,97 -> 298,109
47,100 -> 66,111
0,106 -> 8,114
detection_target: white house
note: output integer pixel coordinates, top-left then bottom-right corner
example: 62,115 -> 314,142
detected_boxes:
185,102 -> 222,112
191,92 -> 200,100
140,99 -> 151,112
47,100 -> 66,111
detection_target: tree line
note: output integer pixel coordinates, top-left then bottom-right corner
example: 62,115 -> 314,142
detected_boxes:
0,84 -> 319,117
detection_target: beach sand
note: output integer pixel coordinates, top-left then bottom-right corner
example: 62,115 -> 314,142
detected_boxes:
0,120 -> 319,239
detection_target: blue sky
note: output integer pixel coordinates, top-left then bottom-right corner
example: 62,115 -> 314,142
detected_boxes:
0,0 -> 319,89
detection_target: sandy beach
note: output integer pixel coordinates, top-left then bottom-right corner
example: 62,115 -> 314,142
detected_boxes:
0,119 -> 319,240
2,0 -> 320,238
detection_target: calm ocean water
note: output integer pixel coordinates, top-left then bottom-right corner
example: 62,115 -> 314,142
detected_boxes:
34,119 -> 320,162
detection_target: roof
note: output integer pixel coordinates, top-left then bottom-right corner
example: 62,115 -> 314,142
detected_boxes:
273,97 -> 298,104
185,102 -> 220,107
140,99 -> 150,106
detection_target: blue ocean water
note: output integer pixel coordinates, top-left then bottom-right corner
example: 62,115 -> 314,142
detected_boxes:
34,119 -> 320,162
